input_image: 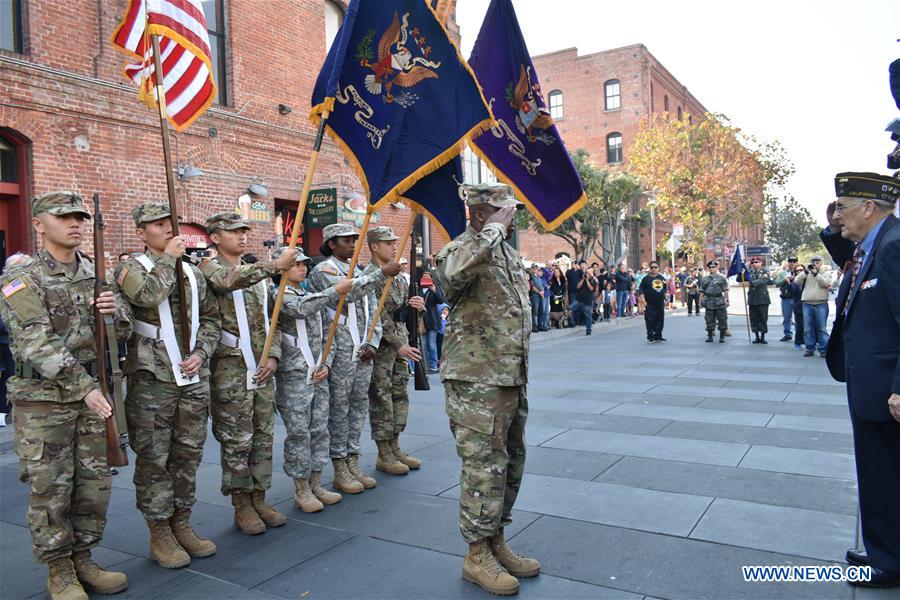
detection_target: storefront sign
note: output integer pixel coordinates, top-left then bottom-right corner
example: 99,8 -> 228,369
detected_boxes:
306,188 -> 338,226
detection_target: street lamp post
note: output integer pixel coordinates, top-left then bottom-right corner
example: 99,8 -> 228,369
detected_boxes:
648,191 -> 657,263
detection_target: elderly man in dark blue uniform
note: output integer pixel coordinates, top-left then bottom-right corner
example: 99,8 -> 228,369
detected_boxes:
820,172 -> 900,589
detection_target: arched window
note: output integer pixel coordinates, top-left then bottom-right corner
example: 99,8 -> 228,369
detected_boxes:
605,79 -> 621,110
324,0 -> 344,53
607,132 -> 623,164
664,95 -> 669,112
677,106 -> 682,120
548,90 -> 563,119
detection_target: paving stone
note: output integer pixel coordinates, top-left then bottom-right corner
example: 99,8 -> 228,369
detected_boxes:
697,397 -> 850,419
529,408 -> 673,435
605,403 -> 772,427
596,457 -> 858,515
767,414 -> 852,435
739,446 -> 856,480
524,447 -> 623,481
690,498 -> 857,562
656,421 -> 855,454
678,370 -> 802,384
113,557 -> 282,599
544,429 -> 750,467
529,395 -> 621,414
659,383 -> 789,401
785,391 -> 848,406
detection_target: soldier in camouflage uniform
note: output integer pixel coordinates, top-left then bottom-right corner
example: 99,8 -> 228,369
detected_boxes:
272,246 -> 353,512
746,256 -> 771,344
699,260 -> 730,343
0,192 -> 131,599
306,223 -> 399,494
433,184 -> 540,596
201,212 -> 297,534
115,202 -> 220,570
364,226 -> 426,476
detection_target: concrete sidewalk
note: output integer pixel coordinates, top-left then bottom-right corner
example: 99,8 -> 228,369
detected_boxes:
0,311 -> 887,599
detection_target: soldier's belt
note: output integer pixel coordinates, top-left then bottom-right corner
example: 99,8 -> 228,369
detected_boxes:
282,333 -> 306,348
218,330 -> 241,349
132,319 -> 162,340
15,360 -> 98,380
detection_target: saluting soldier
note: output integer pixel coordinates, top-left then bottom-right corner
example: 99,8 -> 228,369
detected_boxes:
746,256 -> 771,344
0,192 -> 131,599
433,184 -> 540,596
306,223 -> 399,494
699,260 -> 730,343
116,202 -> 220,570
200,212 -> 297,535
364,226 -> 426,476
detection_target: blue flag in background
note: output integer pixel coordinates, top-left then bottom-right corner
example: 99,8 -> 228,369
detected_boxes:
728,245 -> 751,281
467,0 -> 585,230
400,156 -> 466,240
310,0 -> 492,210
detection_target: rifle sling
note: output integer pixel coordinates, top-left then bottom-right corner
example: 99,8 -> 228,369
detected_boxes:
103,313 -> 127,435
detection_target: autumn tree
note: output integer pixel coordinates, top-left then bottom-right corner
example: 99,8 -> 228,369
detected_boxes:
765,195 -> 822,260
518,149 -> 643,263
629,113 -> 794,258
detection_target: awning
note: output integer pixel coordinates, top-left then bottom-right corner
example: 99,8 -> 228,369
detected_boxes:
179,223 -> 211,248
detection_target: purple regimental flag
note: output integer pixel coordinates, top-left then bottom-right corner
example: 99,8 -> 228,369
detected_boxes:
467,0 -> 586,230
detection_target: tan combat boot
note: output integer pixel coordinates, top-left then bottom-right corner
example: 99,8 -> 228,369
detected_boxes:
47,557 -> 88,600
310,471 -> 342,505
72,550 -> 128,594
375,440 -> 410,476
250,490 -> 287,527
293,478 -> 324,513
147,519 -> 191,568
170,508 -> 217,558
347,454 -> 378,488
390,436 -> 422,470
490,528 -> 540,577
463,539 -> 519,596
231,491 -> 266,535
331,458 -> 364,494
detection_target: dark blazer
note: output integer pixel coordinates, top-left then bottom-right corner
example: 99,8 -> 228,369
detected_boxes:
821,215 -> 900,421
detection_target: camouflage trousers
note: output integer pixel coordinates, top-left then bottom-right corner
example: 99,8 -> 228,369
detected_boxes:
12,395 -> 111,563
211,356 -> 275,495
275,368 -> 330,480
705,306 -> 728,333
125,370 -> 209,520
445,380 -> 528,544
327,336 -> 374,459
368,347 -> 410,441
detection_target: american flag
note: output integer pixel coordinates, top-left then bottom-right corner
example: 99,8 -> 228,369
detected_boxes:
111,0 -> 217,132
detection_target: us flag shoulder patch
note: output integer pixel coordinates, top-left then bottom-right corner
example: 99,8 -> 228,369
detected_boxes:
322,265 -> 339,276
1,278 -> 26,298
116,267 -> 129,286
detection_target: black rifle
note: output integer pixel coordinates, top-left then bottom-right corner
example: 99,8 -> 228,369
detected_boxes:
407,217 -> 430,391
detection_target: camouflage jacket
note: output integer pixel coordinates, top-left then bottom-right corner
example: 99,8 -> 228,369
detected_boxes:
115,251 -> 220,382
433,223 -> 531,386
200,257 -> 281,362
699,273 -> 729,309
746,268 -> 771,306
274,283 -> 339,373
363,263 -> 409,352
0,249 -> 132,402
306,256 -> 386,350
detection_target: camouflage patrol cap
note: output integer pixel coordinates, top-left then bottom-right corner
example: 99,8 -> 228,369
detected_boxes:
272,246 -> 310,263
366,226 -> 399,243
131,202 -> 171,226
206,211 -> 251,234
464,183 -> 523,209
32,191 -> 91,219
322,222 -> 359,243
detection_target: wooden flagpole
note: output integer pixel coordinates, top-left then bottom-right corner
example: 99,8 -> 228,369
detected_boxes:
320,209 -> 374,364
258,110 -> 332,366
366,210 -> 418,342
150,34 -> 191,355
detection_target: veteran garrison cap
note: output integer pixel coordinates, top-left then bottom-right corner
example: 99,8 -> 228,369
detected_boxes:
206,211 -> 251,234
272,246 -> 310,263
706,260 -> 719,268
834,172 -> 900,204
322,223 -> 359,243
366,226 -> 399,244
32,191 -> 91,219
464,183 -> 523,209
131,202 -> 170,227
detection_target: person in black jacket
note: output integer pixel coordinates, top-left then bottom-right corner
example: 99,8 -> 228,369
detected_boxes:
614,263 -> 632,320
820,172 -> 900,589
638,262 -> 667,342
419,272 -> 446,373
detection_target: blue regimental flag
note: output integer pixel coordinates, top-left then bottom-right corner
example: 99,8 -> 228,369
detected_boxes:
310,0 -> 492,210
467,0 -> 586,230
400,156 -> 466,240
728,245 -> 751,281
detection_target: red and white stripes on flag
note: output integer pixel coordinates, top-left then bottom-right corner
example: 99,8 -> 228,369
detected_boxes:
111,0 -> 217,132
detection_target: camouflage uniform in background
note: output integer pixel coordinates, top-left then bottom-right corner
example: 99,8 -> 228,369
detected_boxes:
699,271 -> 730,336
433,185 -> 532,546
0,193 -> 132,565
115,203 -> 220,522
200,213 -> 283,497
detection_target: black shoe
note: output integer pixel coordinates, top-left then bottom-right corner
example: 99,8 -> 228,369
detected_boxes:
706,336 -> 714,343
846,548 -> 868,567
752,338 -> 761,344
803,350 -> 814,357
848,567 -> 900,588
779,335 -> 792,342
585,330 -> 592,336
719,336 -> 726,343
659,337 -> 667,342
760,335 -> 767,344
819,351 -> 826,358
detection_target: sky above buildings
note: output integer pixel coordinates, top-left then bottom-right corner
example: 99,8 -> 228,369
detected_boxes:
456,0 -> 899,225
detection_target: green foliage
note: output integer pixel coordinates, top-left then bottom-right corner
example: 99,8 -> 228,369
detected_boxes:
356,29 -> 375,63
765,196 -> 822,261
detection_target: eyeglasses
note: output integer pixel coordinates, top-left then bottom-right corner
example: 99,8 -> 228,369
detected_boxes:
834,199 -> 869,214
